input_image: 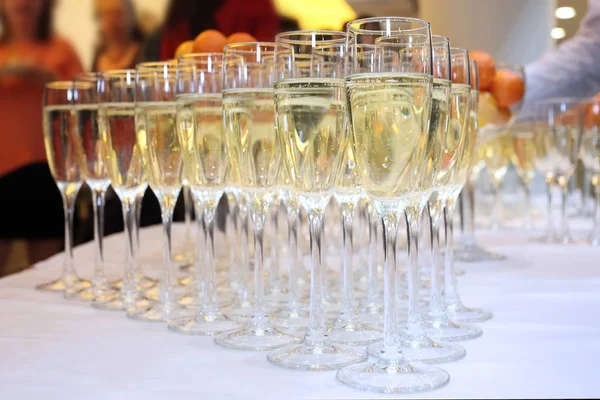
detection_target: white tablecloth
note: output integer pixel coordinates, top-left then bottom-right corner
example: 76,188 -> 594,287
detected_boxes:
1,223 -> 599,399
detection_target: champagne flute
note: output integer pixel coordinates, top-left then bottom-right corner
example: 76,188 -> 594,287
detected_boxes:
456,59 -> 506,261
481,129 -> 512,230
93,69 -> 151,311
37,82 -> 91,294
127,61 -> 187,322
292,41 -> 382,346
366,35 -> 466,362
215,42 -> 298,350
336,18 -> 449,394
580,98 -> 600,245
422,48 -> 482,341
168,53 -> 243,335
530,103 -> 557,243
441,49 -> 492,324
511,122 -> 537,229
265,31 -> 368,370
64,73 -> 116,301
545,98 -> 584,245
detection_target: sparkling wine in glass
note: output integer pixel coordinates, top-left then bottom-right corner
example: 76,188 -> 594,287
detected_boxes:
127,61 -> 187,322
37,81 -> 91,294
335,18 -> 449,394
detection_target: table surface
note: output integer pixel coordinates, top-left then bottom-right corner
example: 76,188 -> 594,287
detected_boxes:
1,223 -> 599,400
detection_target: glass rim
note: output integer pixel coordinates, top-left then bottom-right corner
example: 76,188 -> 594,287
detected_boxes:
346,16 -> 430,35
450,47 -> 468,54
45,81 -> 74,90
74,72 -> 102,81
178,52 -> 224,63
431,34 -> 450,45
275,30 -> 345,45
136,60 -> 177,70
374,33 -> 431,46
102,69 -> 136,77
224,42 -> 277,54
538,97 -> 582,105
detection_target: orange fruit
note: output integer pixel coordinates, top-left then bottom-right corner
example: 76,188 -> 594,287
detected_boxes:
469,51 -> 496,91
192,29 -> 227,53
490,69 -> 525,108
175,40 -> 194,58
496,107 -> 512,124
226,32 -> 257,45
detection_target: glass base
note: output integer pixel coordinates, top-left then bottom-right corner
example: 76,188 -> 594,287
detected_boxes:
36,274 -> 90,292
422,317 -> 482,342
72,280 -> 118,302
64,286 -> 100,302
179,292 -> 235,309
367,336 -> 465,364
327,319 -> 382,346
127,302 -> 189,323
447,303 -> 493,323
585,235 -> 600,247
177,271 -> 229,287
224,301 -> 255,321
358,310 -> 384,326
214,322 -> 298,351
336,359 -> 449,394
144,284 -> 189,301
270,306 -> 310,334
93,295 -> 150,312
168,312 -> 243,336
530,234 -> 559,244
267,342 -> 367,371
113,276 -> 157,291
455,243 -> 506,262
265,290 -> 289,305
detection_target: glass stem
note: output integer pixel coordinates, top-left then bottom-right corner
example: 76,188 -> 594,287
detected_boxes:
404,205 -> 425,338
268,200 -> 282,295
443,198 -> 460,308
427,199 -> 445,320
285,200 -> 300,310
249,195 -> 268,329
192,194 -> 206,297
364,202 -> 380,310
159,196 -> 177,308
226,192 -> 240,288
61,184 -> 81,284
460,180 -> 476,246
121,198 -> 137,303
183,184 -> 193,257
593,179 -> 600,241
583,169 -> 591,212
559,179 -> 570,242
91,188 -> 107,287
339,202 -> 356,324
380,211 -> 404,362
492,181 -> 502,229
133,188 -> 146,280
523,181 -> 533,230
202,197 -> 220,314
238,199 -> 250,304
305,209 -> 327,348
545,176 -> 554,240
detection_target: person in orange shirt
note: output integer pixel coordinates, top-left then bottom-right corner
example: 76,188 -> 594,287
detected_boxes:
0,0 -> 84,272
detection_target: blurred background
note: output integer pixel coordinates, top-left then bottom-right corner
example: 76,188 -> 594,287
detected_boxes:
0,0 -> 590,276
